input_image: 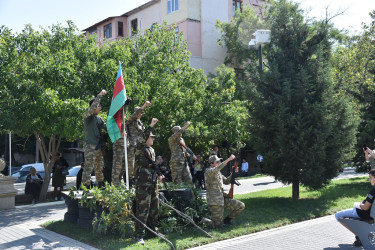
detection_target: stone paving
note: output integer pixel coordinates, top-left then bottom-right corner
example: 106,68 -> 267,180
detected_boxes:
0,202 -> 97,250
190,215 -> 361,250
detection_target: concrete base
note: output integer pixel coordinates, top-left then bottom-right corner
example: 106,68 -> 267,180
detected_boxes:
0,177 -> 18,210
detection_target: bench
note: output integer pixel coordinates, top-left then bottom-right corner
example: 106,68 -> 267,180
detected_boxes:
338,204 -> 375,249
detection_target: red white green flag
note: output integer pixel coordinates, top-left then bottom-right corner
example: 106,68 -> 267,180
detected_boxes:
107,63 -> 127,142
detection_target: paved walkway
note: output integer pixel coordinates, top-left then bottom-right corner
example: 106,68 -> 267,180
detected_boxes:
190,215 -> 360,250
0,202 -> 97,250
0,168 -> 367,249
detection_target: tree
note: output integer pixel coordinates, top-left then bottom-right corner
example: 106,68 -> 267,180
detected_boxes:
248,0 -> 359,199
118,23 -> 249,158
331,11 -> 375,165
0,22 -> 249,199
0,22 -> 130,200
216,6 -> 269,100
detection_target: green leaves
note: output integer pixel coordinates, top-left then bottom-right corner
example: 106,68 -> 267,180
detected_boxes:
247,0 -> 359,197
1,21 -> 249,161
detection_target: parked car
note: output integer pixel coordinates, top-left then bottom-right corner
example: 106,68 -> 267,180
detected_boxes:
65,165 -> 94,177
12,163 -> 45,183
1,166 -> 21,176
67,165 -> 81,177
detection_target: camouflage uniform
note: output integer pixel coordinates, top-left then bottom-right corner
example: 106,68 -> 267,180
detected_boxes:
111,137 -> 126,186
111,105 -> 130,187
135,133 -> 159,238
168,127 -> 192,185
82,95 -> 105,186
205,161 -> 245,228
127,108 -> 145,179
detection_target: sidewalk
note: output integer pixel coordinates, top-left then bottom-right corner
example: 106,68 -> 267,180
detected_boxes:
0,201 -> 97,249
189,215 -> 360,250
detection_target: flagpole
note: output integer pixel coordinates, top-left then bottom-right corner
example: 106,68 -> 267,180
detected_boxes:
123,106 -> 129,189
9,132 -> 11,176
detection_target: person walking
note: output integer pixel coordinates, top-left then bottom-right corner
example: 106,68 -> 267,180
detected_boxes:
52,153 -> 68,200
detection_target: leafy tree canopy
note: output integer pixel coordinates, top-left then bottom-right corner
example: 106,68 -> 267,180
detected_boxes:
331,11 -> 375,164
0,21 -> 249,199
248,0 -> 359,199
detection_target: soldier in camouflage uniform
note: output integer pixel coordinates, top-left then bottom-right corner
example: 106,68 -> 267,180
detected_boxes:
126,101 -> 151,183
134,121 -> 164,245
168,121 -> 193,185
82,89 -> 107,188
111,98 -> 131,187
205,154 -> 245,228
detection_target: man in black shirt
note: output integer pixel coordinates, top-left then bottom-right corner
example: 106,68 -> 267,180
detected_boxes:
335,169 -> 375,246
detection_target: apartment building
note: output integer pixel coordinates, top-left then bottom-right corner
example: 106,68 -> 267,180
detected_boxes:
83,0 -> 265,74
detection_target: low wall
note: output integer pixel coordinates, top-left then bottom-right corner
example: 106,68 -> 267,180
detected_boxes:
0,176 -> 18,210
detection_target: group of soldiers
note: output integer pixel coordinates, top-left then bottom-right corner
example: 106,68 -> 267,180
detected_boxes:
81,89 -> 245,245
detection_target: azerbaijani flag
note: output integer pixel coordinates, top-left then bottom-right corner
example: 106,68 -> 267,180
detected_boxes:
106,63 -> 127,143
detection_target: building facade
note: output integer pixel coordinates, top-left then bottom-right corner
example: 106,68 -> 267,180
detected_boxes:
83,0 -> 265,74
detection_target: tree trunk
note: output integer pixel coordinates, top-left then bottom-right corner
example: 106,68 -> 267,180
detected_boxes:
292,171 -> 299,200
34,132 -> 61,201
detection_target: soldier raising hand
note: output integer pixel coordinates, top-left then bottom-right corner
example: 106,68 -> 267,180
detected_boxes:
126,100 -> 152,186
168,121 -> 193,185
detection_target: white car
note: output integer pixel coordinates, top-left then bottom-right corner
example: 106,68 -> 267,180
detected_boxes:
67,165 -> 82,177
12,163 -> 45,183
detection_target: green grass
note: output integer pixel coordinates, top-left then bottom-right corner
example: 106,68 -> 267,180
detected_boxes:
43,176 -> 370,249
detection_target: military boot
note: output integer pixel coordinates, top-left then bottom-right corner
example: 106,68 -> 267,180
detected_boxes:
97,181 -> 105,189
223,216 -> 232,226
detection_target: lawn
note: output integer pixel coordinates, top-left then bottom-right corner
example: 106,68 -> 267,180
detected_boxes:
43,176 -> 369,249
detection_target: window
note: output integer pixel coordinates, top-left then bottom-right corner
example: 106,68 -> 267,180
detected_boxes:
89,28 -> 97,39
118,22 -> 123,37
232,0 -> 242,16
104,23 -> 112,38
167,0 -> 179,14
131,19 -> 138,35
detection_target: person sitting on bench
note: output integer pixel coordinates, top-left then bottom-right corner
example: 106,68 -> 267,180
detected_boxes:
335,169 -> 375,247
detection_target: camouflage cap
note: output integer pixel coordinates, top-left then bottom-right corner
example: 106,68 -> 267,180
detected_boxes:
209,155 -> 222,164
172,126 -> 181,133
134,106 -> 142,113
134,107 -> 145,114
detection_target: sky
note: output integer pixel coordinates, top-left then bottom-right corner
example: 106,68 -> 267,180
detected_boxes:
0,0 -> 373,35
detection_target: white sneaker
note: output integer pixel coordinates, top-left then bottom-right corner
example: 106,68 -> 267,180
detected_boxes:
31,199 -> 35,205
54,197 -> 58,201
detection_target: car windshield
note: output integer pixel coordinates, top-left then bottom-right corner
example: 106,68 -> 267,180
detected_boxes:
22,166 -> 31,171
68,167 -> 81,176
